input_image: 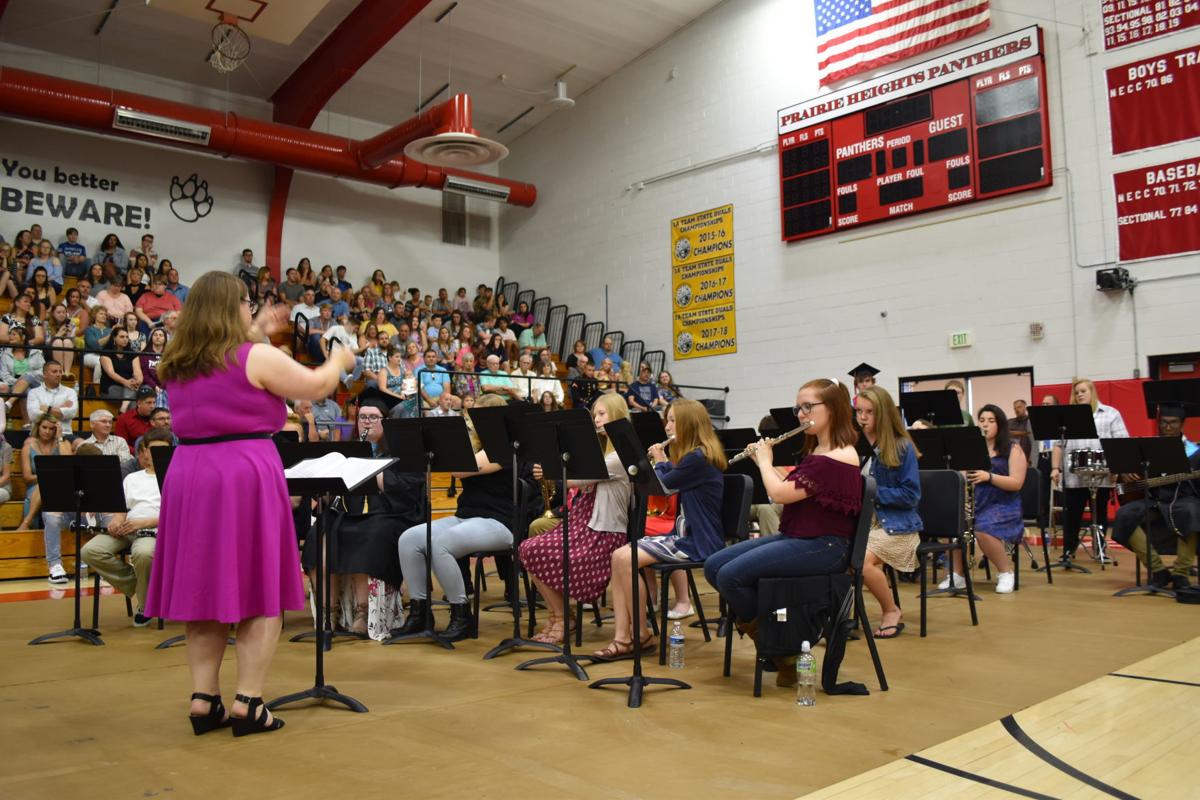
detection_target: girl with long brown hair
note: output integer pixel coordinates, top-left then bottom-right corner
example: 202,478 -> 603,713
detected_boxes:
704,379 -> 863,684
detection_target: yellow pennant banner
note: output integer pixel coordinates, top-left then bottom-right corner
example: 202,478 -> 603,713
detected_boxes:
670,204 -> 737,359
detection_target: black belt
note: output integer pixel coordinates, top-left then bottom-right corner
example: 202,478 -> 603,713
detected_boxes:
179,432 -> 273,445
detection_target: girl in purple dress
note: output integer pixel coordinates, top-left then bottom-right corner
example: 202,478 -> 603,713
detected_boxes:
147,272 -> 355,738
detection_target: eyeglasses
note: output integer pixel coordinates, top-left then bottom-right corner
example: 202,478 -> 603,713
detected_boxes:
793,401 -> 825,416
358,415 -> 383,422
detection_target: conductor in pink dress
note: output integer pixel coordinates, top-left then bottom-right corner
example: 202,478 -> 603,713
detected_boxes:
146,272 -> 354,738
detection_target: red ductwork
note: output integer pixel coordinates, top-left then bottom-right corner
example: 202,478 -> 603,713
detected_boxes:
357,93 -> 476,169
0,66 -> 536,205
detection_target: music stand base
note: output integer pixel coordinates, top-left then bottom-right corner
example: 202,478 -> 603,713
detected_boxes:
1048,557 -> 1091,574
156,633 -> 234,650
1113,584 -> 1176,598
290,629 -> 366,651
28,627 -> 103,646
589,675 -> 690,709
515,652 -> 595,680
267,684 -> 367,713
483,637 -> 559,660
382,629 -> 454,649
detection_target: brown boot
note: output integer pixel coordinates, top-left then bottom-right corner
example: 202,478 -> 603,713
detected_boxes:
774,656 -> 798,687
734,618 -> 759,642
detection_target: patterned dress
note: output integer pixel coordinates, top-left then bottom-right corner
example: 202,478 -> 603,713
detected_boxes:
518,488 -> 625,602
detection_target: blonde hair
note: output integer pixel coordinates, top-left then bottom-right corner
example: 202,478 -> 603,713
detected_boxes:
463,394 -> 507,452
593,392 -> 630,454
667,399 -> 727,470
1071,378 -> 1099,412
158,272 -> 250,383
857,386 -> 917,469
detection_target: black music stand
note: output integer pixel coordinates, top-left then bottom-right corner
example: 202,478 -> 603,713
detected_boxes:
1027,405 -> 1101,572
769,406 -> 800,433
899,390 -> 963,428
909,427 -> 990,600
29,455 -> 125,647
269,442 -> 387,714
1104,437 -> 1191,598
716,428 -> 758,451
515,409 -> 609,681
588,417 -> 689,707
381,416 -> 477,649
146,446 -> 235,650
1144,378 -> 1200,418
469,404 -> 559,660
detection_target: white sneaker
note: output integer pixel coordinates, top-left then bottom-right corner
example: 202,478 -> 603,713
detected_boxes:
937,573 -> 966,590
47,564 -> 69,586
995,572 -> 1015,594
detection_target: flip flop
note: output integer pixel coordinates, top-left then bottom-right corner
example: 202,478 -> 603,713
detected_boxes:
873,623 -> 905,639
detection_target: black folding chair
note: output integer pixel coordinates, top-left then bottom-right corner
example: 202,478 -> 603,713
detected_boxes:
915,470 -> 979,637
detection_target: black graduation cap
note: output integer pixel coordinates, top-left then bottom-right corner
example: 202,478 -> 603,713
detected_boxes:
1157,403 -> 1188,420
848,362 -> 880,381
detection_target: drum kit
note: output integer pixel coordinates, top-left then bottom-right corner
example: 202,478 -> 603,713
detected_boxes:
1065,448 -> 1117,568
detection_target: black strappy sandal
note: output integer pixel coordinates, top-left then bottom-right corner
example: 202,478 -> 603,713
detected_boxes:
230,694 -> 285,738
188,692 -> 231,736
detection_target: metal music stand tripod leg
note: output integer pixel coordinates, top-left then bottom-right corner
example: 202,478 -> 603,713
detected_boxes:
29,495 -> 103,647
290,499 -> 365,651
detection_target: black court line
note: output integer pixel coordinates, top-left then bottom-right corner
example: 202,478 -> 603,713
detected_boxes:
1000,715 -> 1140,800
904,754 -> 1058,799
1110,672 -> 1200,688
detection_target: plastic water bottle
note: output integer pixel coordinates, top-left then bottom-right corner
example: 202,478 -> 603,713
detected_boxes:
668,621 -> 685,669
796,640 -> 816,706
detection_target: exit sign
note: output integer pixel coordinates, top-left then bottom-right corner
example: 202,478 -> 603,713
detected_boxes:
949,330 -> 973,349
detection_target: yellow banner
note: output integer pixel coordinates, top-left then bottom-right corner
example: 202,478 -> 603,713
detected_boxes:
670,204 -> 736,359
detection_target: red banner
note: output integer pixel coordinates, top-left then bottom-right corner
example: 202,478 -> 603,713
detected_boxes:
1107,45 -> 1200,154
1102,0 -> 1200,51
1113,158 -> 1200,262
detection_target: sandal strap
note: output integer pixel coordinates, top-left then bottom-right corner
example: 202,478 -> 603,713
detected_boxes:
190,692 -> 221,703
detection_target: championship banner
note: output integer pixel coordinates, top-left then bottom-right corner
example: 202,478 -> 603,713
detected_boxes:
1101,0 -> 1200,51
1106,45 -> 1200,154
1113,157 -> 1200,262
670,204 -> 737,360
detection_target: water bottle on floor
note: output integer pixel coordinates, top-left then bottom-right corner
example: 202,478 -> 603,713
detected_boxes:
668,621 -> 685,668
796,640 -> 816,706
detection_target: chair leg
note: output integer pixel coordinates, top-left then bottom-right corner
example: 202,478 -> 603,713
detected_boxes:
471,559 -> 483,639
753,643 -> 763,698
885,565 -> 901,609
982,555 -> 991,582
687,571 -> 711,642
919,555 -> 928,638
91,572 -> 101,630
722,603 -> 734,677
1013,543 -> 1021,592
960,542 -> 980,626
1041,526 -> 1053,584
659,574 -> 670,666
856,584 -> 888,691
125,594 -> 133,617
524,572 -> 537,638
574,601 -> 583,647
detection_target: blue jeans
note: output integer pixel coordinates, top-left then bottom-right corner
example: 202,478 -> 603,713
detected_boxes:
43,511 -> 114,568
703,535 -> 849,623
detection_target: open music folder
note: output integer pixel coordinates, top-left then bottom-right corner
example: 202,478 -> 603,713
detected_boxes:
283,451 -> 395,491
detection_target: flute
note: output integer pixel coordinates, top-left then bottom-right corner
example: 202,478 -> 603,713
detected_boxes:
647,435 -> 675,456
729,420 -> 814,464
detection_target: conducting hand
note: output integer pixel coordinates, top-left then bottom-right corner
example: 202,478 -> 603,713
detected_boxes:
253,302 -> 290,339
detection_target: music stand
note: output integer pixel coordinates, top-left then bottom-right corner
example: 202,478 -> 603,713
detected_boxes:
899,390 -> 963,428
1143,378 -> 1200,418
514,409 -> 610,680
1104,437 -> 1191,598
1027,404 -> 1102,572
468,404 -> 559,660
909,427 -> 989,601
381,416 -> 477,649
588,417 -> 689,707
29,455 -> 126,646
769,407 -> 800,433
716,428 -> 758,451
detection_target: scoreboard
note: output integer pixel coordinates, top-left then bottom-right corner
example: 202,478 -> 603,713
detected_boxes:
778,26 -> 1052,242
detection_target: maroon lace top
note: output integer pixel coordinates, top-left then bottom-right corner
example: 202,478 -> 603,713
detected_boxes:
778,455 -> 863,540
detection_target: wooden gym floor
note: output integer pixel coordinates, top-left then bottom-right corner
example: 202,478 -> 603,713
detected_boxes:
0,554 -> 1196,800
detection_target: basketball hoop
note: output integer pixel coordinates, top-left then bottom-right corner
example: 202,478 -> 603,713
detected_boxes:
209,16 -> 250,74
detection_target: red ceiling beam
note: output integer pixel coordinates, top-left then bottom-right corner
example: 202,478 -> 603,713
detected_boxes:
270,0 -> 435,128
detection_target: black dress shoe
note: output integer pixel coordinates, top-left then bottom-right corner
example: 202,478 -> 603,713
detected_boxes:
1150,569 -> 1173,589
1171,574 -> 1191,591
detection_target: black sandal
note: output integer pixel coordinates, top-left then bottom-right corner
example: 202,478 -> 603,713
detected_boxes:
188,692 -> 231,736
230,694 -> 285,738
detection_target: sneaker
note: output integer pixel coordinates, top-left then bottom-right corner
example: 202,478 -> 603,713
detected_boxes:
47,564 -> 69,586
937,573 -> 966,590
995,572 -> 1015,594
133,610 -> 152,627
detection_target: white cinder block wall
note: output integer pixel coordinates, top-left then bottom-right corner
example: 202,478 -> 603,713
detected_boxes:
499,0 -> 1200,426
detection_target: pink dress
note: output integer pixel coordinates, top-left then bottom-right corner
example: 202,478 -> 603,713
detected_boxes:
145,342 -> 304,623
518,489 -> 626,602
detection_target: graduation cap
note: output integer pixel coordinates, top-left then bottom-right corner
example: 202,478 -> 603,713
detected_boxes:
1156,403 -> 1188,420
848,362 -> 880,381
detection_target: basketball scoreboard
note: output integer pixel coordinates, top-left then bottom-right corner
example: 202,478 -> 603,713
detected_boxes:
777,26 -> 1052,242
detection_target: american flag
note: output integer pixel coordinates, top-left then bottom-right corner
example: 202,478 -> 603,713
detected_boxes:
815,0 -> 991,86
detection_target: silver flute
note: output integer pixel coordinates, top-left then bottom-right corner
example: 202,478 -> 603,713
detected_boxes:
729,420 -> 815,464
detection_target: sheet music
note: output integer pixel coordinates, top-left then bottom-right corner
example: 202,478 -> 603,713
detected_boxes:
284,452 -> 390,490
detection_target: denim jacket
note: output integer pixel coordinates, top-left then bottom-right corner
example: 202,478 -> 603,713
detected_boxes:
869,440 -> 923,534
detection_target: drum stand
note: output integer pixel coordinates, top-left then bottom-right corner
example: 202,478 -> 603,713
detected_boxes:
1083,475 -> 1117,570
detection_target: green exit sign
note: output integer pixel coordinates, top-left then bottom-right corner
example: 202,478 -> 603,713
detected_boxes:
949,330 -> 973,349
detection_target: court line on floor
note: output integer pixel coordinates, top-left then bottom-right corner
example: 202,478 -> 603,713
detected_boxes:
1109,672 -> 1200,688
904,754 -> 1059,799
999,715 -> 1139,800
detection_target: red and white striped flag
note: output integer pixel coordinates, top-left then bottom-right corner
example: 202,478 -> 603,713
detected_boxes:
815,0 -> 991,86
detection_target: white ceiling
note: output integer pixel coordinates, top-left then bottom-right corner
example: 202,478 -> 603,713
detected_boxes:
0,0 -> 725,142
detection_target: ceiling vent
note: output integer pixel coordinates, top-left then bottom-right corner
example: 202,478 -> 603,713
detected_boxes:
443,175 -> 511,202
112,107 -> 211,145
404,132 -> 508,168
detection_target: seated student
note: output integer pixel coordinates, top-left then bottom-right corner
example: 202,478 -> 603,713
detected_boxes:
82,306 -> 114,383
300,401 -> 426,638
392,394 -> 515,642
518,394 -> 632,644
595,399 -> 727,658
855,386 -> 922,638
26,240 -> 64,292
77,429 -> 171,623
1,291 -> 46,346
943,404 -> 1027,594
17,413 -> 74,532
134,275 -> 182,329
510,300 -> 534,334
57,227 -> 90,278
1111,404 -> 1200,590
704,379 -> 862,684
1,327 -> 47,412
99,329 -> 143,407
116,387 -> 157,445
304,304 -> 335,363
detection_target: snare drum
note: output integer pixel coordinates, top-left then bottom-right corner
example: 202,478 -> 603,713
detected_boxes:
1068,449 -> 1107,476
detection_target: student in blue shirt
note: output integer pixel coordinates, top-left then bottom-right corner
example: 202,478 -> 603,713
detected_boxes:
26,241 -> 64,290
57,228 -> 90,278
415,348 -> 450,409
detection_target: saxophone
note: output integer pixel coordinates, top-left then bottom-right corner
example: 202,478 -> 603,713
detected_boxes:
963,479 -> 977,570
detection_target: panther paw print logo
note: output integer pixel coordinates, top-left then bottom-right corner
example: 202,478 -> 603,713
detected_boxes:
169,174 -> 214,223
